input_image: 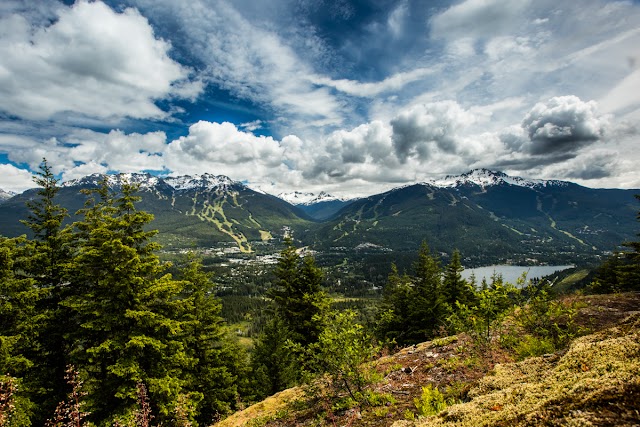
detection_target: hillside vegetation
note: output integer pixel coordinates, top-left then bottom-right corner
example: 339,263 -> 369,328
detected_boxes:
215,293 -> 640,427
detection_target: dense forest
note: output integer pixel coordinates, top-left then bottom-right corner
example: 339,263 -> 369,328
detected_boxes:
1,161 -> 639,426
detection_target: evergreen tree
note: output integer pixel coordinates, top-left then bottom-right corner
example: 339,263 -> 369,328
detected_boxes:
179,255 -> 247,424
250,316 -> 298,400
268,238 -> 329,347
64,179 -> 189,423
376,264 -> 412,345
619,194 -> 640,290
19,159 -> 72,421
0,236 -> 47,425
407,242 -> 445,343
443,249 -> 475,308
20,158 -> 69,288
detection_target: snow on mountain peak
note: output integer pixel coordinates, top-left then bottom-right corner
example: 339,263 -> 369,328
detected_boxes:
164,174 -> 238,191
428,169 -> 567,189
62,172 -> 160,189
278,191 -> 348,205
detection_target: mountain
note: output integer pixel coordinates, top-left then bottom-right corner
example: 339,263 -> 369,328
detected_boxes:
0,173 -> 312,252
308,169 -> 639,265
0,189 -> 15,203
277,191 -> 355,220
1,169 -> 638,262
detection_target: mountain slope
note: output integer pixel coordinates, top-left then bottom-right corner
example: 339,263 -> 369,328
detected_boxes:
0,173 -> 312,252
307,170 -> 638,263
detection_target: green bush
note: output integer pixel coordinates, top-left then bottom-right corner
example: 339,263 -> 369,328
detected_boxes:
414,385 -> 448,417
514,335 -> 555,360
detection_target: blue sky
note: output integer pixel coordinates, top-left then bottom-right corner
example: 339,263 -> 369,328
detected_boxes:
0,0 -> 639,196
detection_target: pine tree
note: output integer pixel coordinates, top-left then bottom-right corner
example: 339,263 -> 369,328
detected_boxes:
64,179 -> 188,423
0,236 -> 42,425
179,255 -> 247,424
268,238 -> 328,347
19,159 -> 72,421
250,316 -> 298,400
619,194 -> 640,290
406,242 -> 445,343
376,264 -> 412,344
443,250 -> 475,308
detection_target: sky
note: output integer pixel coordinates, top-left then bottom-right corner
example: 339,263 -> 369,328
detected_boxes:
0,0 -> 639,197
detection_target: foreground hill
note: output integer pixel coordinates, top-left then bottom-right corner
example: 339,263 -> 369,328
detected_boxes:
308,169 -> 638,263
215,292 -> 640,427
0,173 -> 312,252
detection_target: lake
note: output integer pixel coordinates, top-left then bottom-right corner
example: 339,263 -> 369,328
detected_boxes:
461,265 -> 574,286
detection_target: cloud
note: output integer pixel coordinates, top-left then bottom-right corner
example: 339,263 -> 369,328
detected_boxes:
390,101 -> 476,162
551,150 -> 620,180
0,1 -> 200,121
431,0 -> 531,41
164,121 -> 287,180
522,96 -> 609,155
130,0 -> 345,132
0,163 -> 34,193
309,67 -> 436,98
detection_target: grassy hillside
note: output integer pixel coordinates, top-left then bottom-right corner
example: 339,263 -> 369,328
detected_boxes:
214,293 -> 640,427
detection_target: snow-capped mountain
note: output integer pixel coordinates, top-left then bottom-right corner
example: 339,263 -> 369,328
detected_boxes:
164,174 -> 237,191
61,172 -> 243,193
0,188 -> 16,202
62,172 -> 163,190
427,169 -> 568,190
278,191 -> 348,206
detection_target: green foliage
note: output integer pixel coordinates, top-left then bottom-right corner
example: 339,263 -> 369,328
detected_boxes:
250,317 -> 299,401
306,310 -> 380,407
376,243 -> 451,346
63,180 -> 190,423
269,238 -> 329,347
448,275 -> 518,346
502,283 -> 587,360
413,385 -> 448,417
178,255 -> 246,424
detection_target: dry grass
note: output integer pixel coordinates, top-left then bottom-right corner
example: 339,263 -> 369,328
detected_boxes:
213,387 -> 304,427
398,311 -> 640,427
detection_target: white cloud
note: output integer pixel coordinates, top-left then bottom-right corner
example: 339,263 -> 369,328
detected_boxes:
391,101 -> 476,161
310,67 -> 437,98
522,96 -> 609,155
431,0 -> 531,41
0,1 -> 199,121
0,163 -> 35,193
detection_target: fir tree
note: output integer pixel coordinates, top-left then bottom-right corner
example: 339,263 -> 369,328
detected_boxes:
443,250 -> 475,308
64,179 -> 188,423
19,159 -> 72,421
376,264 -> 412,344
179,255 -> 247,424
268,238 -> 328,347
619,194 -> 640,290
407,242 -> 446,343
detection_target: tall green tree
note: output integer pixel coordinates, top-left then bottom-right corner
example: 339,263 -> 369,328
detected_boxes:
19,159 -> 72,422
0,236 -> 41,425
443,249 -> 475,308
65,179 -> 189,424
407,242 -> 446,343
268,238 -> 329,347
179,255 -> 247,424
376,264 -> 412,344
